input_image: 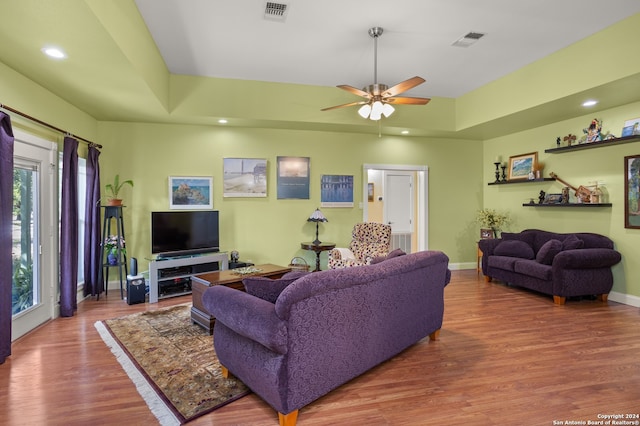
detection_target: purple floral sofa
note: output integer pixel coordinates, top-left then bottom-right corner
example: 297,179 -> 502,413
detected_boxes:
479,229 -> 621,304
202,250 -> 451,426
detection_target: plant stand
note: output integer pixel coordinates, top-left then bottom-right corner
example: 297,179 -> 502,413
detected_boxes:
97,205 -> 128,299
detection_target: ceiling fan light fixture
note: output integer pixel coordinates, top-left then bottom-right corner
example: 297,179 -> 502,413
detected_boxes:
382,103 -> 395,118
358,104 -> 372,119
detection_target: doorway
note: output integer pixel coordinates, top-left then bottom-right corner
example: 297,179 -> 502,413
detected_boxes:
12,129 -> 57,340
363,164 -> 428,252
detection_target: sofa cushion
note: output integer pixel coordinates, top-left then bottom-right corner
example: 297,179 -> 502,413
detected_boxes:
562,234 -> 584,251
371,248 -> 406,264
514,259 -> 552,281
243,275 -> 304,303
535,239 -> 563,265
494,240 -> 534,259
488,255 -> 520,272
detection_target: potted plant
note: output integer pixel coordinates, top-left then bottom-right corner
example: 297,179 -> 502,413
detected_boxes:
476,208 -> 510,239
105,174 -> 133,206
104,235 -> 126,265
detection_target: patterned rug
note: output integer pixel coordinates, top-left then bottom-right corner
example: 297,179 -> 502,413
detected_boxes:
94,304 -> 249,425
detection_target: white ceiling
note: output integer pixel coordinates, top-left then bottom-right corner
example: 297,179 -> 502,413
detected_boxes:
134,0 -> 640,99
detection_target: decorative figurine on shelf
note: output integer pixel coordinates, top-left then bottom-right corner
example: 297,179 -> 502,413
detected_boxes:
583,118 -> 603,144
563,133 -> 576,146
561,187 -> 570,204
538,190 -> 546,204
501,164 -> 507,182
230,250 -> 239,263
556,137 -> 561,147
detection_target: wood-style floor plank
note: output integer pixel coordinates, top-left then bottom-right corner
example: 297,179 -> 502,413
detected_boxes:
1,270 -> 639,425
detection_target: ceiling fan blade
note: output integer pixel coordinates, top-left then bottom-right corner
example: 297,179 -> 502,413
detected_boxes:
321,100 -> 367,111
337,85 -> 372,99
382,76 -> 426,97
384,96 -> 431,105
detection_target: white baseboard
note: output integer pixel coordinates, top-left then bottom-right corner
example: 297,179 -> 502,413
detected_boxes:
608,291 -> 640,308
450,262 -> 476,271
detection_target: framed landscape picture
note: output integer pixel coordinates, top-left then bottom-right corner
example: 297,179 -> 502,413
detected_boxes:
169,176 -> 213,209
508,152 -> 538,181
624,154 -> 640,229
621,117 -> 640,137
320,175 -> 354,207
223,158 -> 267,197
277,156 -> 310,199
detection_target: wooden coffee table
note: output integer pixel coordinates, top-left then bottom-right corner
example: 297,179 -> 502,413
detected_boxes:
190,264 -> 291,333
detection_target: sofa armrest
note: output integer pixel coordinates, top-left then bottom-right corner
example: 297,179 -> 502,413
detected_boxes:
202,285 -> 288,354
552,248 -> 622,270
478,238 -> 502,256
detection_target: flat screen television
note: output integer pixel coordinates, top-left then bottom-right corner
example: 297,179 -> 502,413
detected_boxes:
151,211 -> 219,257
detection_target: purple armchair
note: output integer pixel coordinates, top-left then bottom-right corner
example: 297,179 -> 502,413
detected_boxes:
202,250 -> 451,425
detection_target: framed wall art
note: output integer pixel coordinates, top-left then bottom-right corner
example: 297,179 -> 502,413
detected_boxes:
223,158 -> 267,197
624,154 -> 640,229
621,117 -> 640,137
169,176 -> 213,209
508,152 -> 538,181
277,156 -> 310,199
320,175 -> 354,207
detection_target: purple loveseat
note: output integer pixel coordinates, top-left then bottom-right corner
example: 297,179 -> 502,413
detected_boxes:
479,229 -> 621,305
202,250 -> 451,426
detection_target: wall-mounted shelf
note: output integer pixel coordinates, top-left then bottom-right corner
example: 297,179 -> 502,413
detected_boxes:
522,203 -> 612,208
488,178 -> 555,186
545,135 -> 640,153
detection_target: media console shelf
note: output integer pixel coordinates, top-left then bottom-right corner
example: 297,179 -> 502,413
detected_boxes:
148,252 -> 228,303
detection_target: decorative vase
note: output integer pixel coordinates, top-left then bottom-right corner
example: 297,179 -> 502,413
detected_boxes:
107,253 -> 118,265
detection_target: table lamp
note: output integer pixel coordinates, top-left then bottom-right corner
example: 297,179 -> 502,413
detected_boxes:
307,208 -> 328,245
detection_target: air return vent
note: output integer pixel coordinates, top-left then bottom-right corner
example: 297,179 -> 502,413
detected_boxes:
452,31 -> 486,48
264,2 -> 289,21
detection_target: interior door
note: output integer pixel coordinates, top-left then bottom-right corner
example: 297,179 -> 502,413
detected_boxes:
384,171 -> 414,233
12,130 -> 57,340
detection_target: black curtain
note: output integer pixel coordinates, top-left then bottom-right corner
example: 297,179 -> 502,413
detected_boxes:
0,112 -> 15,363
60,137 -> 78,317
83,146 -> 101,296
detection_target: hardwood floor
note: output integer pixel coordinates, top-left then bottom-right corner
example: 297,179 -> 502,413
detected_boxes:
1,270 -> 639,425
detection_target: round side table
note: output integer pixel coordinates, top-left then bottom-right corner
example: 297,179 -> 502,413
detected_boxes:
300,242 -> 336,272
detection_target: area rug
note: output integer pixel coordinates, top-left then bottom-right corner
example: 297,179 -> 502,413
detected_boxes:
94,304 -> 249,425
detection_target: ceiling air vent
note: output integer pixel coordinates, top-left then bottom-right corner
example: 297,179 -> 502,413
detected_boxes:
264,2 -> 289,22
452,31 -> 486,48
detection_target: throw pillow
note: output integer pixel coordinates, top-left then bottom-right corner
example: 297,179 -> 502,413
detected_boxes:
243,275 -> 302,303
494,240 -> 534,259
370,248 -> 406,264
501,231 -> 536,248
535,239 -> 563,265
562,234 -> 584,251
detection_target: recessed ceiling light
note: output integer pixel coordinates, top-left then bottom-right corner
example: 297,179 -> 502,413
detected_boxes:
218,119 -> 228,124
582,100 -> 598,107
41,46 -> 66,59
401,130 -> 410,135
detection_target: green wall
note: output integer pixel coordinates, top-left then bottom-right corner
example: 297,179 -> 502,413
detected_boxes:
482,101 -> 640,300
97,122 -> 482,272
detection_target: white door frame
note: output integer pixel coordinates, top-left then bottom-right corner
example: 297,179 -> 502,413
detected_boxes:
12,129 -> 58,340
362,164 -> 428,251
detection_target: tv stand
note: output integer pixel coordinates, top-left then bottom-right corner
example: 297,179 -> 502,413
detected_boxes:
148,252 -> 228,303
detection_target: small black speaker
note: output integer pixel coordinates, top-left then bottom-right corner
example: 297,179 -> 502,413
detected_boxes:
130,257 -> 138,276
126,274 -> 146,305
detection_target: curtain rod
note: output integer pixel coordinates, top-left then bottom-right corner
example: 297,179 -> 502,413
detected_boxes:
0,103 -> 102,149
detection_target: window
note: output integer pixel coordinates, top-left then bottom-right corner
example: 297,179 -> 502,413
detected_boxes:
58,153 -> 87,287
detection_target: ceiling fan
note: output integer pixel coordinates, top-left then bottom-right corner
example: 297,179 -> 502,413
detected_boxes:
321,27 -> 430,120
